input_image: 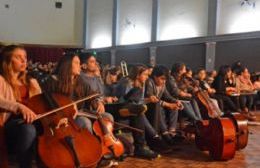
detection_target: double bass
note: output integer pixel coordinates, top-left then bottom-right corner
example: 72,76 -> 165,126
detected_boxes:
187,77 -> 237,160
26,93 -> 102,168
224,112 -> 249,150
195,118 -> 236,161
191,78 -> 248,151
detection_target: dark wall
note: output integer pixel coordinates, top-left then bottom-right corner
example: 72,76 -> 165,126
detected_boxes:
156,43 -> 206,71
216,39 -> 260,72
95,38 -> 260,73
115,48 -> 150,65
96,51 -> 111,65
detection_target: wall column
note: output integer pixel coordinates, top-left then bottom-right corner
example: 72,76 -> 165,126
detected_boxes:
205,42 -> 216,71
149,46 -> 157,66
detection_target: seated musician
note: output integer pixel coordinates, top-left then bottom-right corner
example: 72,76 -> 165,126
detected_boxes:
44,53 -> 119,167
252,75 -> 260,101
253,75 -> 260,90
114,64 -> 171,156
235,67 -> 257,120
79,53 -> 166,159
44,53 -> 96,133
0,45 -> 41,168
212,65 -> 241,114
83,54 -> 168,158
166,67 -> 202,125
78,53 -> 114,123
195,68 -> 223,117
206,70 -> 217,86
145,65 -> 183,144
104,66 -> 120,98
80,53 -> 114,102
169,63 -> 202,121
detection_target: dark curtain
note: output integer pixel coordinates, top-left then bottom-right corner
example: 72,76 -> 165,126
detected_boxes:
25,47 -> 64,63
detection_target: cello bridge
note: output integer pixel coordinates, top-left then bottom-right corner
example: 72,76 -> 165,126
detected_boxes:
56,118 -> 69,129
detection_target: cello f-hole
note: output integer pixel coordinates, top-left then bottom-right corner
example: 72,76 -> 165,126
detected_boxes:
225,138 -> 235,144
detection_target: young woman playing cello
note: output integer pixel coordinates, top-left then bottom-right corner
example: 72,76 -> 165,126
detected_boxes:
44,52 -> 103,133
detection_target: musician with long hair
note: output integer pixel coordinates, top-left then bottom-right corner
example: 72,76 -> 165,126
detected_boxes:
43,52 -> 98,133
0,45 -> 41,168
212,65 -> 240,113
169,63 -> 202,121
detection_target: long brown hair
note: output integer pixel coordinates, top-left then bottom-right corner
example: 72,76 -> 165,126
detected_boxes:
128,64 -> 148,88
128,64 -> 148,81
0,45 -> 28,100
53,53 -> 85,98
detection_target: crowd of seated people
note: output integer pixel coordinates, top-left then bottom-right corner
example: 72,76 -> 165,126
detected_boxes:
0,45 -> 260,168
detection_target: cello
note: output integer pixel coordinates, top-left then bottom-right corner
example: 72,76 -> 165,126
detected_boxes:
93,113 -> 125,158
188,77 -> 222,119
26,93 -> 102,168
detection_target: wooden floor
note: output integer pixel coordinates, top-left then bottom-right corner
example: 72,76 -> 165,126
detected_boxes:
118,112 -> 260,168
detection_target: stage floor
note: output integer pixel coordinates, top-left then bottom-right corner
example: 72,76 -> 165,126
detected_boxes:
118,112 -> 260,168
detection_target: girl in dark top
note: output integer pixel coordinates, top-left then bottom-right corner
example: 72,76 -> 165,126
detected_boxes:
104,67 -> 120,98
212,65 -> 240,113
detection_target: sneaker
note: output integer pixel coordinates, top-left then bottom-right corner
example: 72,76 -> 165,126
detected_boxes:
162,133 -> 176,145
171,134 -> 185,143
134,147 -> 160,160
148,136 -> 172,154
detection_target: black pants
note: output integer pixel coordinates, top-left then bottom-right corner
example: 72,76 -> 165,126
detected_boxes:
5,118 -> 37,168
214,94 -> 239,112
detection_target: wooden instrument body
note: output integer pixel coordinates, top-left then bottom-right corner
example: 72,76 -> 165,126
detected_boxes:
93,116 -> 124,158
195,118 -> 236,161
196,90 -> 221,119
27,93 -> 102,168
224,113 -> 249,150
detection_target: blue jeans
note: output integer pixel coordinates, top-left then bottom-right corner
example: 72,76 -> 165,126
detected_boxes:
182,101 -> 202,121
5,118 -> 37,168
164,108 -> 179,131
74,116 -> 93,133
